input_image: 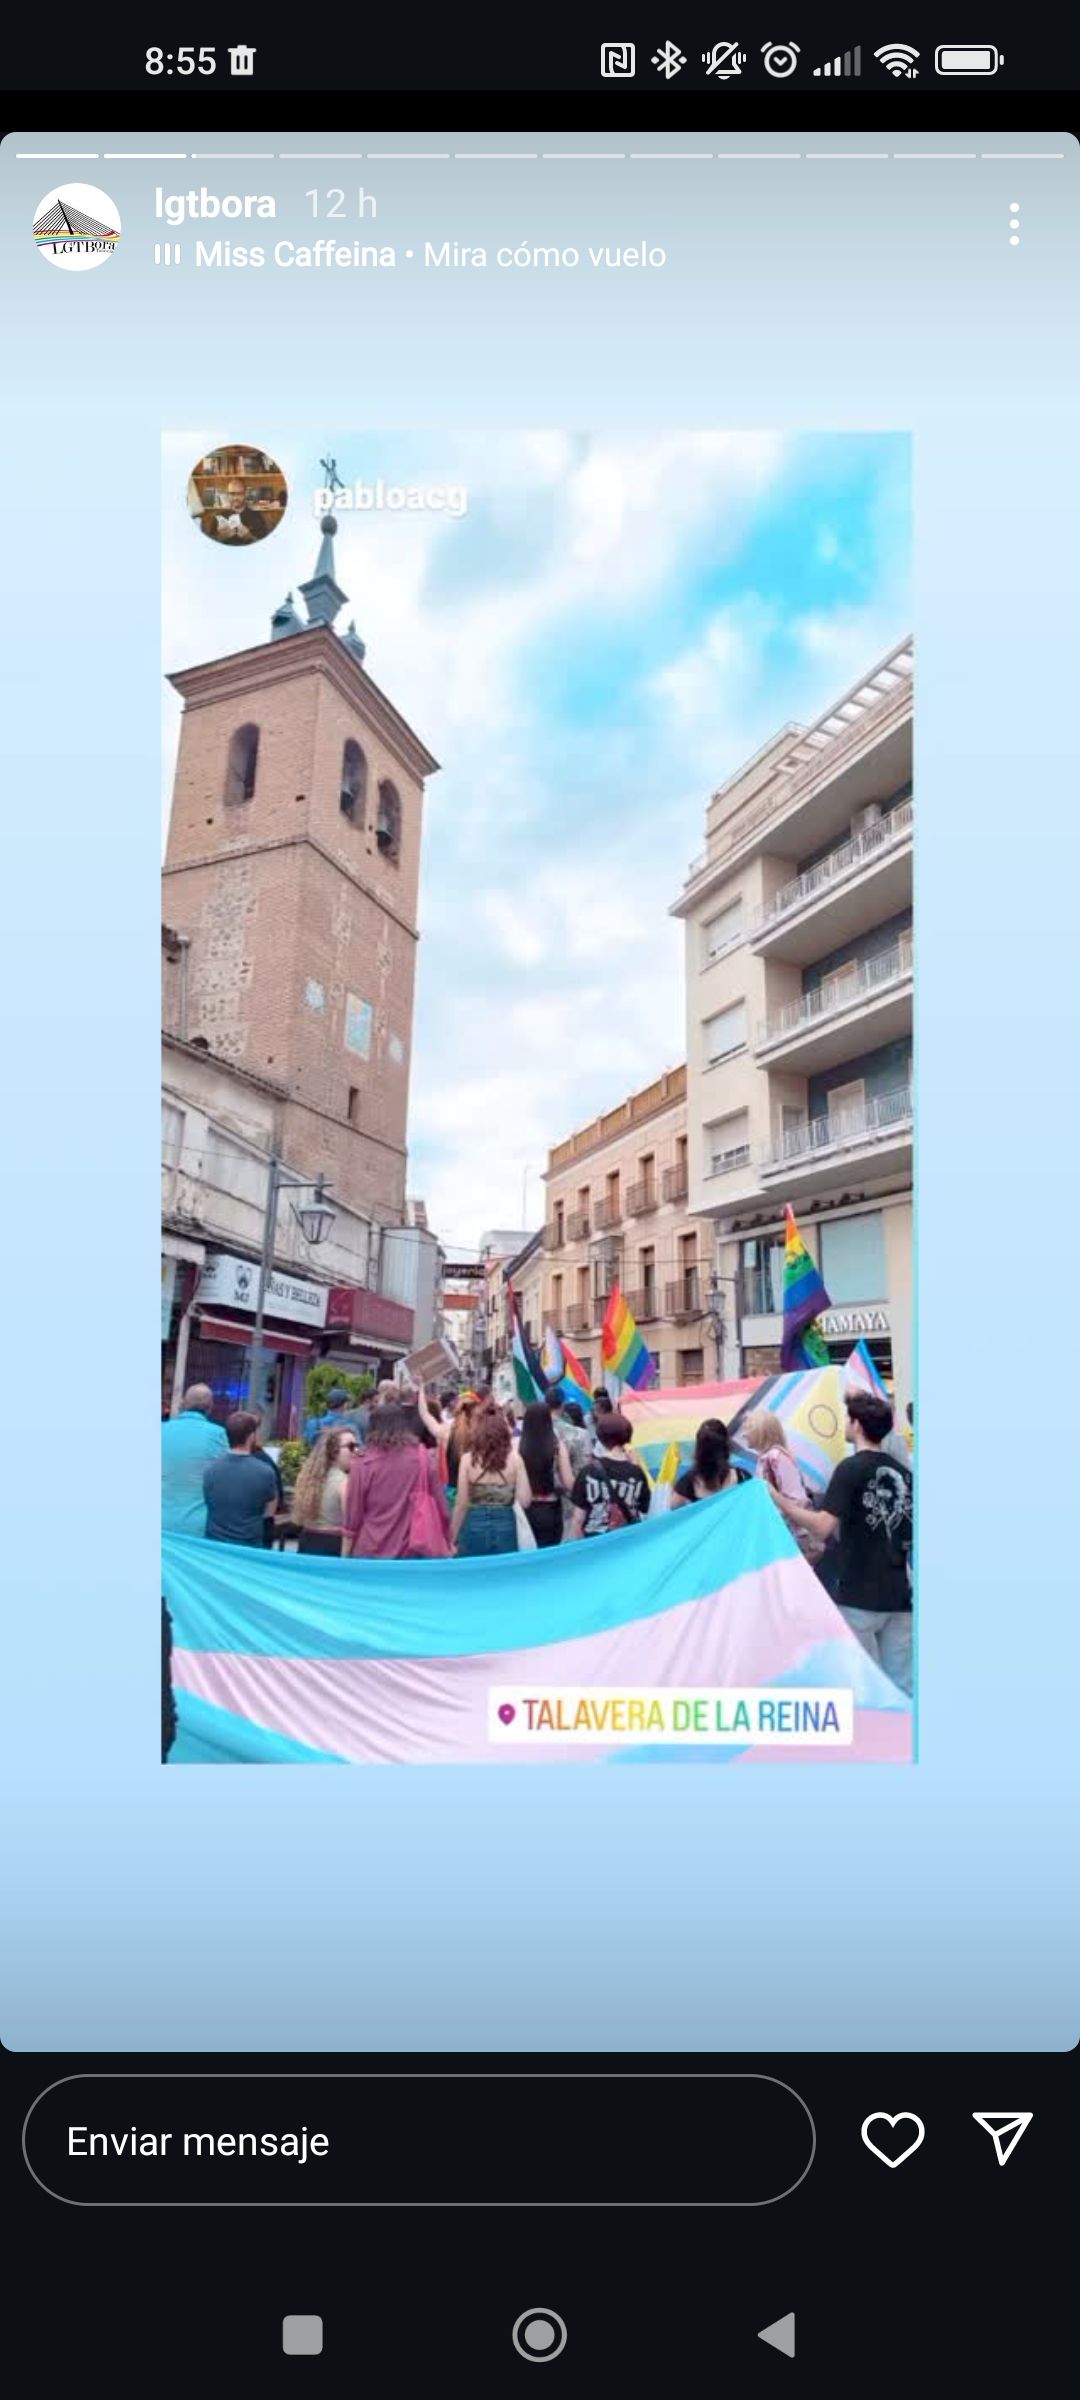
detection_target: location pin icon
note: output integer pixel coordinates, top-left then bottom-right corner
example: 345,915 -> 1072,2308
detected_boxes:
498,1703 -> 516,1726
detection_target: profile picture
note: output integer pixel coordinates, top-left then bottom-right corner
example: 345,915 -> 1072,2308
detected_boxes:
188,445 -> 288,546
34,183 -> 121,271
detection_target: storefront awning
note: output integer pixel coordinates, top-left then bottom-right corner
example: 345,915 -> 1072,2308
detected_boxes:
326,1285 -> 414,1349
196,1313 -> 315,1360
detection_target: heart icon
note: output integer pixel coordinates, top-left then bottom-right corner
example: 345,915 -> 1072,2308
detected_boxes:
861,2111 -> 925,2168
497,1704 -> 516,1726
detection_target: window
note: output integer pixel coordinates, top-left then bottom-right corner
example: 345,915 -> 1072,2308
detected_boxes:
704,999 -> 747,1064
339,738 -> 367,825
678,1347 -> 706,1385
826,1078 -> 866,1126
820,1210 -> 886,1305
161,1099 -> 183,1170
706,1109 -> 750,1176
555,1201 -> 564,1242
346,1085 -> 359,1125
740,1236 -> 784,1316
552,1274 -> 563,1320
702,897 -> 744,965
225,722 -> 259,804
375,779 -> 402,861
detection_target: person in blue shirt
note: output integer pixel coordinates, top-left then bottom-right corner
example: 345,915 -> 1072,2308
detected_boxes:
303,1385 -> 366,1447
162,1384 -> 228,1537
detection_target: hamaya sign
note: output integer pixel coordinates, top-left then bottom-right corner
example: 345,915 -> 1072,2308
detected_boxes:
818,1306 -> 889,1338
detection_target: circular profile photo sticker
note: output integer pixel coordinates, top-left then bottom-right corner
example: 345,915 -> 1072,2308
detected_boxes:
34,183 -> 121,270
188,445 -> 288,547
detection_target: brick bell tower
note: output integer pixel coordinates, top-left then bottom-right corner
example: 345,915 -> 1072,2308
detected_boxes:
162,504 -> 439,1223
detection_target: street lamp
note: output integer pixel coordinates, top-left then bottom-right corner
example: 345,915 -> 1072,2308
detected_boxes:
247,1156 -> 335,1424
295,1192 -> 336,1246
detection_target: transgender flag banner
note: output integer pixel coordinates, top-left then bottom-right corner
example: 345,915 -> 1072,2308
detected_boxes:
163,1482 -> 912,1766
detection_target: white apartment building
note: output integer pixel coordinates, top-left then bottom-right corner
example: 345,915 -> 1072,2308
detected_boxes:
671,639 -> 913,1409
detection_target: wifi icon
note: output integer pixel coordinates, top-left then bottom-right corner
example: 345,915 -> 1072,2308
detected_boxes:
875,41 -> 920,76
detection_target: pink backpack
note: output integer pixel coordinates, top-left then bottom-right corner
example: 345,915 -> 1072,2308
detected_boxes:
407,1449 -> 452,1559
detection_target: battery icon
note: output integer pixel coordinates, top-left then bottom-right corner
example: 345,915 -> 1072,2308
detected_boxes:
934,44 -> 1004,74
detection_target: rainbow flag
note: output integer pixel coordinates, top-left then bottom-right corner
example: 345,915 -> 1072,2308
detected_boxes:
163,1481 -> 912,1766
559,1336 -> 594,1407
781,1204 -> 831,1371
602,1283 -> 656,1393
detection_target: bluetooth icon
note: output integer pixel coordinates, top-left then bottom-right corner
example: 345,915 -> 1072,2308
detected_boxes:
652,39 -> 687,76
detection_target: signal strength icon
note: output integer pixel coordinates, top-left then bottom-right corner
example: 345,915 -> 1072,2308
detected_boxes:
814,45 -> 861,76
875,42 -> 920,77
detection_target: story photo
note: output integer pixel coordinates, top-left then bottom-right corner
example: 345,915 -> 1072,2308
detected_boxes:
160,430 -> 914,1764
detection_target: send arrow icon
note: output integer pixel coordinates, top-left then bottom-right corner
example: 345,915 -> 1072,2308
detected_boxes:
972,2111 -> 1033,2165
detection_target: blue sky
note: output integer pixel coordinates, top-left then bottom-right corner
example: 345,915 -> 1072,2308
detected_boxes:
162,430 -> 910,1255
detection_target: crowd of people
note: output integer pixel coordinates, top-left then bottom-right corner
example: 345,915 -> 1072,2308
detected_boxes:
162,1375 -> 913,1693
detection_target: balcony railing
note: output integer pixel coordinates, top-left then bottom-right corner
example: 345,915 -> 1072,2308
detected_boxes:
681,644 -> 913,889
625,1286 -> 660,1324
665,1271 -> 702,1321
566,1301 -> 594,1336
754,798 -> 913,936
626,1180 -> 658,1216
594,1196 -> 623,1231
762,1083 -> 913,1172
567,1209 -> 591,1242
662,1165 -> 689,1204
543,1222 -> 563,1251
756,935 -> 913,1050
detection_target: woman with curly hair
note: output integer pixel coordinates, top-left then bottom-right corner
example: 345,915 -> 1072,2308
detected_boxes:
291,1425 -> 358,1556
451,1399 -> 531,1556
443,1389 -> 480,1495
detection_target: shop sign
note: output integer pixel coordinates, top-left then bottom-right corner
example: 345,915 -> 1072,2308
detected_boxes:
198,1251 -> 328,1329
819,1305 -> 890,1337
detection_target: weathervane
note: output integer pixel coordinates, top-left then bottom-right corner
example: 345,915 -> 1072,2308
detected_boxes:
319,454 -> 346,497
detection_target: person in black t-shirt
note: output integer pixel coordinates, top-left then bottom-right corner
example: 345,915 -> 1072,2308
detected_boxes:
570,1412 -> 651,1538
670,1417 -> 751,1508
770,1389 -> 913,1695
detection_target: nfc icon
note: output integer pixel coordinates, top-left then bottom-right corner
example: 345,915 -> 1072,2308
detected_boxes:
600,41 -> 636,77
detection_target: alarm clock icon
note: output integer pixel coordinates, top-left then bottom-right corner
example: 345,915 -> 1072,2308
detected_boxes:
761,41 -> 801,77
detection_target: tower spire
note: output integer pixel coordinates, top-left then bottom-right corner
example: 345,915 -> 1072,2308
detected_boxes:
299,508 -> 348,628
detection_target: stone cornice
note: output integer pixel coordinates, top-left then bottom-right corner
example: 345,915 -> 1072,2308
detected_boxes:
167,625 -> 440,786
